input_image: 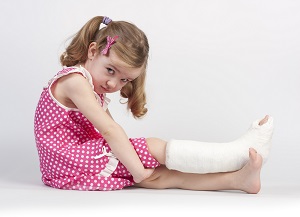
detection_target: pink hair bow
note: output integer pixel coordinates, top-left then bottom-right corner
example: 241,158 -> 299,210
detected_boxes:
101,36 -> 119,55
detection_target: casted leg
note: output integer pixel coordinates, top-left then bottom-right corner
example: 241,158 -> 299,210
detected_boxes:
135,148 -> 263,194
146,115 -> 272,173
163,115 -> 273,173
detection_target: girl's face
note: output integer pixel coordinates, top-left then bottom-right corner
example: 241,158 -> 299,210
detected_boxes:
84,43 -> 142,95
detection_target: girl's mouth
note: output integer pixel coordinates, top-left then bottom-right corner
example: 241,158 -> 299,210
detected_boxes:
101,86 -> 109,92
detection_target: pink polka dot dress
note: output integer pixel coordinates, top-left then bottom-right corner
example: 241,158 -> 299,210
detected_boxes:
34,66 -> 160,191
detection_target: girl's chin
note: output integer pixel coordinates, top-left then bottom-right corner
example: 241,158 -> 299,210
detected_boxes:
98,86 -> 108,93
97,86 -> 120,94
94,89 -> 105,94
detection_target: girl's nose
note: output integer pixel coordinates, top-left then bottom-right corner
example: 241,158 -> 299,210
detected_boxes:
107,80 -> 117,89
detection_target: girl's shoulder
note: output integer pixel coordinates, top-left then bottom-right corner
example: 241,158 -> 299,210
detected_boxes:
47,65 -> 93,88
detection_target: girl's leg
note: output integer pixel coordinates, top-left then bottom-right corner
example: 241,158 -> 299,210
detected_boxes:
146,115 -> 273,174
135,148 -> 262,194
146,137 -> 167,164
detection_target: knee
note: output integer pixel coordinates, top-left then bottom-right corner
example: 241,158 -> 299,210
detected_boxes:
146,137 -> 166,145
146,138 -> 167,164
136,166 -> 174,189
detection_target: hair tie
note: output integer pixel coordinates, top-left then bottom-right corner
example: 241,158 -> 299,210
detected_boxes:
102,16 -> 112,25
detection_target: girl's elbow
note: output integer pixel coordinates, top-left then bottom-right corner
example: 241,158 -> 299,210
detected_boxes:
100,123 -> 122,137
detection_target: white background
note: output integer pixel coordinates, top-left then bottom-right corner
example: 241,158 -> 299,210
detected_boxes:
0,0 -> 299,216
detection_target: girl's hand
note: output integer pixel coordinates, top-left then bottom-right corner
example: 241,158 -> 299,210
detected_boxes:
133,168 -> 155,183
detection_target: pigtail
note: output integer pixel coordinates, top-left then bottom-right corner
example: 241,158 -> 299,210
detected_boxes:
121,70 -> 148,118
60,16 -> 105,66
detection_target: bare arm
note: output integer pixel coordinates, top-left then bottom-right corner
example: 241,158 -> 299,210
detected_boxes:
59,73 -> 153,182
106,108 -> 113,119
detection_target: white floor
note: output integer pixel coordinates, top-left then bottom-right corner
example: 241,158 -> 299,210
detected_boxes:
1,169 -> 300,217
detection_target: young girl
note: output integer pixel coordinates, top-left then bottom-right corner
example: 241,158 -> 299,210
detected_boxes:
34,16 -> 274,194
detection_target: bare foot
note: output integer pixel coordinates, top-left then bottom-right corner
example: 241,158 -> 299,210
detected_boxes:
259,115 -> 269,126
234,148 -> 263,194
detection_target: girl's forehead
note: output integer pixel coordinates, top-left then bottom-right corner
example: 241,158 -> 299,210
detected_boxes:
107,51 -> 143,78
108,51 -> 129,68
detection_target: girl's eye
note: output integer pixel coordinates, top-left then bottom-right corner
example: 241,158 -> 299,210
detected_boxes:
121,79 -> 130,83
107,68 -> 114,74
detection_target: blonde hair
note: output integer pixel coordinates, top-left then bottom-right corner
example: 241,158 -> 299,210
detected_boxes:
60,16 -> 149,118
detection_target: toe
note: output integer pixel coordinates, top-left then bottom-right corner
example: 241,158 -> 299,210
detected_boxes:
259,115 -> 269,126
249,148 -> 257,159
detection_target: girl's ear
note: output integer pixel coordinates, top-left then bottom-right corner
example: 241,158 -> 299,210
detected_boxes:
87,42 -> 98,60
